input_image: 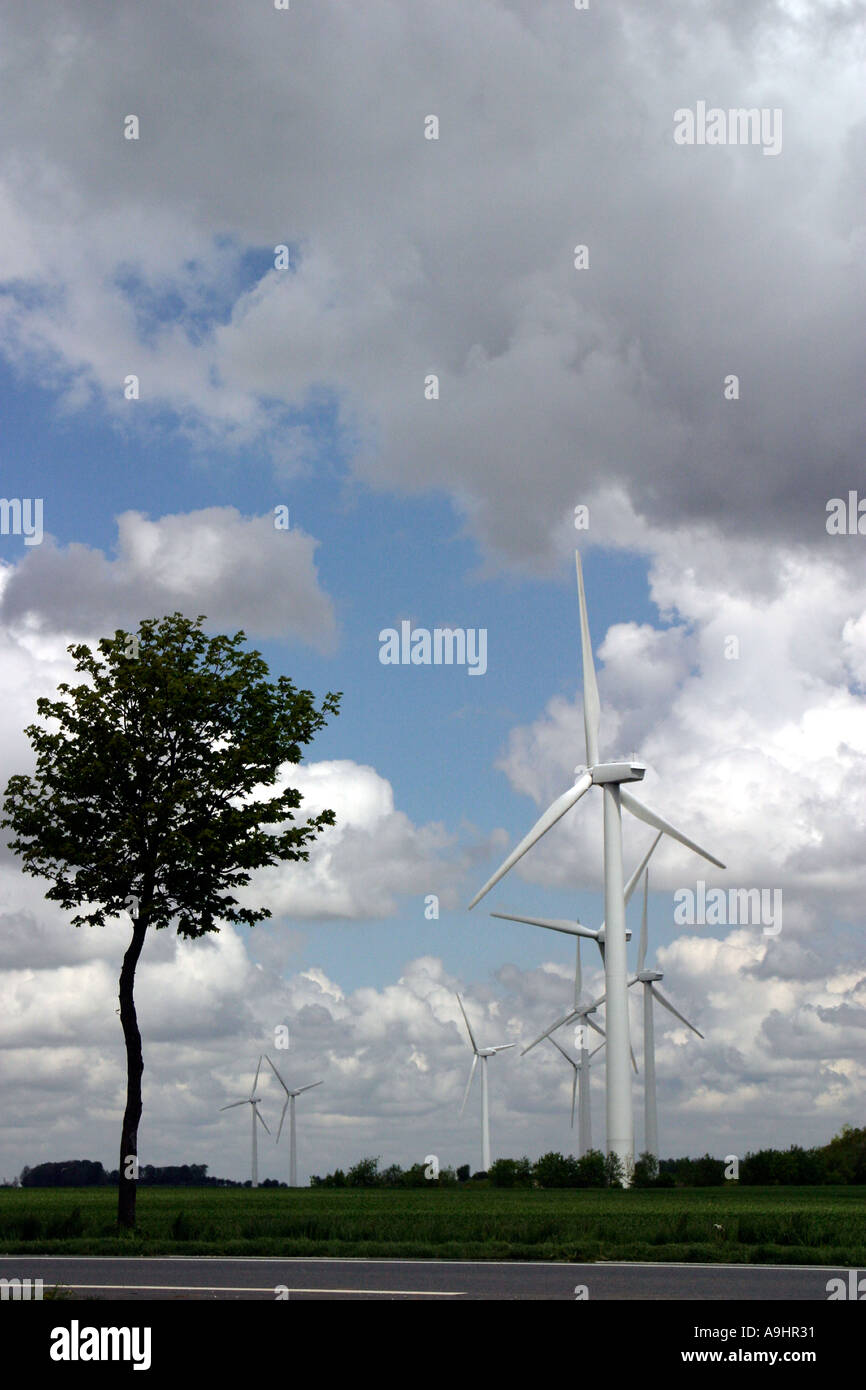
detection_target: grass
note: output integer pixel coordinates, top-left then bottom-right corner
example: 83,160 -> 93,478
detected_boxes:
0,1186 -> 863,1263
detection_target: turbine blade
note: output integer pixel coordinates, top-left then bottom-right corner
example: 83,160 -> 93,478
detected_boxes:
571,1069 -> 578,1129
590,1040 -> 606,1058
293,1081 -> 324,1096
620,791 -> 725,869
255,1106 -> 271,1134
521,1007 -> 581,1056
219,1100 -> 248,1111
586,1014 -> 606,1038
651,984 -> 704,1038
623,831 -> 664,908
575,551 -> 600,766
460,1054 -> 478,1114
456,993 -> 479,1054
631,1042 -> 639,1074
490,911 -> 599,941
266,1053 -> 290,1097
252,1054 -> 263,1096
468,772 -> 593,909
546,1034 -> 577,1069
637,869 -> 649,972
489,1043 -> 516,1053
574,937 -> 581,1008
276,1098 -> 289,1143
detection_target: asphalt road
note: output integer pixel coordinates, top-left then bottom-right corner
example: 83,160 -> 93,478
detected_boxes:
0,1256 -> 850,1300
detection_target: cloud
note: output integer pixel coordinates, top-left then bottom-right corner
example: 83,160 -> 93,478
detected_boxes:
244,759 -> 495,920
0,2 -> 862,560
0,507 -> 337,649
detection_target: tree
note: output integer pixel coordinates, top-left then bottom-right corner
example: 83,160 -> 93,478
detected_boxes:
2,614 -> 340,1230
533,1151 -> 580,1189
575,1148 -> 606,1188
346,1156 -> 381,1187
603,1150 -> 625,1188
631,1151 -> 658,1187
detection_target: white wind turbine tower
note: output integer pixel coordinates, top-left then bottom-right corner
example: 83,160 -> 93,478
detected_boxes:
469,551 -> 724,1180
456,993 -> 515,1173
266,1055 -> 323,1188
631,869 -> 703,1160
220,1055 -> 270,1187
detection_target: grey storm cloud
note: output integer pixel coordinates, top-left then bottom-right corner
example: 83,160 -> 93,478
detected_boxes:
0,1 -> 862,565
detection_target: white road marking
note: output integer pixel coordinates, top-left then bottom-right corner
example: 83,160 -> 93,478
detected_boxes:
60,1282 -> 463,1296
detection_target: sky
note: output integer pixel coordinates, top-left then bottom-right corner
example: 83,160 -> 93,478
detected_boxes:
0,0 -> 865,1185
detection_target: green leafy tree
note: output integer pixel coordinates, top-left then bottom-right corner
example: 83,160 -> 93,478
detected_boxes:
488,1157 -> 532,1188
632,1151 -> 659,1187
575,1148 -> 606,1188
603,1150 -> 625,1188
533,1151 -> 581,1188
2,614 -> 340,1230
347,1156 -> 381,1187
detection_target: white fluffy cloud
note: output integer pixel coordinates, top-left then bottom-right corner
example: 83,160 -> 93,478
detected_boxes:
2,927 -> 862,1184
0,507 -> 336,649
495,535 -> 866,928
244,759 -> 493,920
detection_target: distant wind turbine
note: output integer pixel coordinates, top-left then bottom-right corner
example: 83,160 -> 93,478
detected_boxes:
456,993 -> 514,1172
266,1055 -> 323,1188
545,1032 -> 605,1156
631,870 -> 703,1159
220,1055 -> 270,1187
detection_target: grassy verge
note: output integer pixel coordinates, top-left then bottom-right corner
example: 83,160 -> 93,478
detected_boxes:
0,1185 -> 863,1263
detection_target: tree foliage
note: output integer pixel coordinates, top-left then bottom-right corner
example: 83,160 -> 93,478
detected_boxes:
2,613 -> 341,935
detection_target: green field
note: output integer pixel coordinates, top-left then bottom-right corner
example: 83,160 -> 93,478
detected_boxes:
1,1185 -> 864,1263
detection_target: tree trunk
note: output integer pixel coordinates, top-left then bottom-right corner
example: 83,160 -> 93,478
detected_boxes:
117,908 -> 149,1231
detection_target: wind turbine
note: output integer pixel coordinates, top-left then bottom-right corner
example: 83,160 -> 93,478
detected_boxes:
545,1032 -> 605,1156
220,1056 -> 270,1187
631,870 -> 703,1159
468,550 -> 724,1180
456,993 -> 515,1172
266,1055 -> 323,1188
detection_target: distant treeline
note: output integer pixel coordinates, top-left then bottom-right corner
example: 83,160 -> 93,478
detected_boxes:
17,1161 -> 271,1189
312,1126 -> 866,1189
13,1126 -> 865,1190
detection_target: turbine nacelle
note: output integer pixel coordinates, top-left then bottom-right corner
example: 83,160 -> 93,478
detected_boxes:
636,969 -> 663,983
590,761 -> 646,785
